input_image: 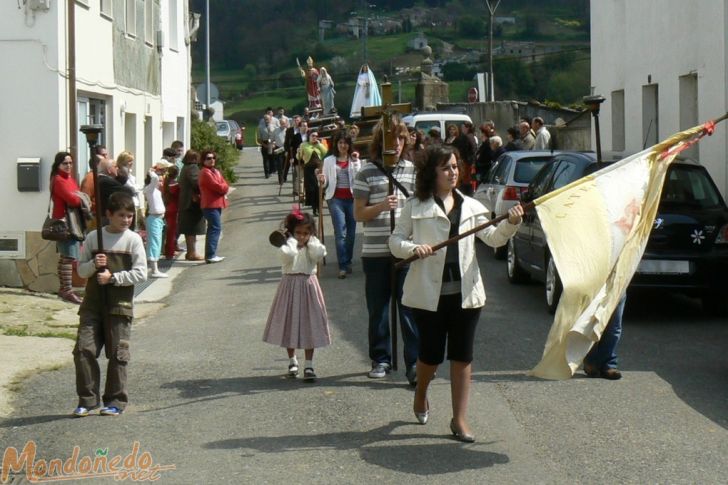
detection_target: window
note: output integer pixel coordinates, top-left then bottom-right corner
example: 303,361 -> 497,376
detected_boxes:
514,157 -> 550,184
642,84 -> 659,148
125,0 -> 136,37
611,90 -> 625,152
679,73 -> 699,159
144,0 -> 154,46
551,161 -> 579,190
490,157 -> 512,184
100,0 -> 112,18
169,0 -> 179,50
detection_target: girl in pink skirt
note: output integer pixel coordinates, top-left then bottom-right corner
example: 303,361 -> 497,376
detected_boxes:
263,208 -> 330,381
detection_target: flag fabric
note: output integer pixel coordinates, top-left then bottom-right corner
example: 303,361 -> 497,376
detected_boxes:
530,123 -> 712,380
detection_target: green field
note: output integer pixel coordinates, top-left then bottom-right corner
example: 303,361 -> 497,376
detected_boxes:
194,7 -> 589,127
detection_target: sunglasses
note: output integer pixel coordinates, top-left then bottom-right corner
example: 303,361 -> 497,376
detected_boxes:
205,156 -> 216,160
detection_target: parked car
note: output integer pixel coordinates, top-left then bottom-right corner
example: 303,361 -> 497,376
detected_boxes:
216,121 -> 233,144
402,112 -> 473,139
234,124 -> 245,150
507,154 -> 728,315
216,119 -> 242,146
632,159 -> 728,315
475,150 -> 555,258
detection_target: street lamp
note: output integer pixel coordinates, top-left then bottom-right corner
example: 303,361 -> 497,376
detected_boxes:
79,124 -> 104,251
583,94 -> 606,163
485,0 -> 501,102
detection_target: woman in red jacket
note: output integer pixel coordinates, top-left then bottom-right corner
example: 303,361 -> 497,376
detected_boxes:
50,151 -> 84,304
198,150 -> 229,263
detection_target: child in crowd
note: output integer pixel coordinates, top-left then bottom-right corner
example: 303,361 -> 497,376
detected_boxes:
162,166 -> 180,260
73,192 -> 147,417
262,208 -> 330,381
143,160 -> 171,277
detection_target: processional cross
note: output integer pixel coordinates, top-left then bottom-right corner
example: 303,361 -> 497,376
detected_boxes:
361,80 -> 412,371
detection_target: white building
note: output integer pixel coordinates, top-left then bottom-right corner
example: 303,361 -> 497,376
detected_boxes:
591,0 -> 727,196
0,0 -> 194,291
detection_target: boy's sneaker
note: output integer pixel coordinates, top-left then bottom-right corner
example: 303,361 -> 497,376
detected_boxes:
288,363 -> 299,377
99,406 -> 123,416
150,271 -> 169,278
368,362 -> 391,379
206,256 -> 225,264
72,406 -> 94,418
303,367 -> 317,381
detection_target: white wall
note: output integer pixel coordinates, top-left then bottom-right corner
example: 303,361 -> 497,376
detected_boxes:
0,1 -> 66,232
160,0 -> 190,146
0,1 -> 191,234
591,0 -> 728,196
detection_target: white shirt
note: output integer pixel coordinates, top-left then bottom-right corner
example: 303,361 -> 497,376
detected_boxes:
280,236 -> 326,275
143,170 -> 165,215
534,126 -> 551,150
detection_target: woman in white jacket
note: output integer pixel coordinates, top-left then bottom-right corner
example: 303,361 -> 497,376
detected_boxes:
389,145 -> 523,442
317,132 -> 361,278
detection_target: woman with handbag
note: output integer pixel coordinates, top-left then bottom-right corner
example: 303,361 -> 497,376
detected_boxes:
50,151 -> 84,304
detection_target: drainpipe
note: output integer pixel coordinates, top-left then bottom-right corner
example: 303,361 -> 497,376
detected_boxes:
67,0 -> 78,180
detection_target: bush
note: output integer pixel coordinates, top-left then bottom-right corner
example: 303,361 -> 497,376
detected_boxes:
190,119 -> 239,183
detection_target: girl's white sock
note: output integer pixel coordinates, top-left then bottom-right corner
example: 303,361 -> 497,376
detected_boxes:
289,356 -> 298,366
150,261 -> 159,273
304,359 -> 313,369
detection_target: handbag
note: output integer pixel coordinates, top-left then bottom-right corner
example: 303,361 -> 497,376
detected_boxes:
41,186 -> 85,242
42,216 -> 71,241
41,192 -> 71,241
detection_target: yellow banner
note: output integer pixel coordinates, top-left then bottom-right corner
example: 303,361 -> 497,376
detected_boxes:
531,124 -> 709,380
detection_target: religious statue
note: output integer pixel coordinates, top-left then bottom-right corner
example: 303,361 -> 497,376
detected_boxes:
317,67 -> 336,115
299,56 -> 322,110
350,64 -> 382,118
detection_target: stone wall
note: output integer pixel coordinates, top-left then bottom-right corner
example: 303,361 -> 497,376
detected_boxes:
437,101 -> 592,151
0,231 -> 82,293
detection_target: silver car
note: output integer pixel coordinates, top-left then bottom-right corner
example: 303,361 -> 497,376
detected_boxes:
475,150 -> 554,258
216,120 -> 240,145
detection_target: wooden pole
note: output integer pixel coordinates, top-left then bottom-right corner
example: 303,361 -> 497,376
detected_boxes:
395,202 -> 535,269
388,177 -> 398,372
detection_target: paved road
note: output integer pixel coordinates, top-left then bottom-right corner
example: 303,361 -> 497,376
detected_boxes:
1,149 -> 727,484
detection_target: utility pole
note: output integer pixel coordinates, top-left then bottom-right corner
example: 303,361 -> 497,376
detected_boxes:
485,0 -> 500,102
205,0 -> 211,119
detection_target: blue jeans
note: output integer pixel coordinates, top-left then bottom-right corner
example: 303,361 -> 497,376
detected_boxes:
327,197 -> 356,271
202,208 -> 222,259
584,295 -> 626,371
362,257 -> 419,368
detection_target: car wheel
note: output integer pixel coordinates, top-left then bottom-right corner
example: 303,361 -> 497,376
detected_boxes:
507,239 -> 528,284
701,291 -> 728,316
545,254 -> 563,314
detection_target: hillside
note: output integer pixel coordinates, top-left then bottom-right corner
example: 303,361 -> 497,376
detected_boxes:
189,0 -> 590,127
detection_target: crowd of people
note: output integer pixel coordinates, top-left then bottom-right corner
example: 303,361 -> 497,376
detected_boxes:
53,108 -> 621,439
49,141 -> 230,305
254,108 -> 624,444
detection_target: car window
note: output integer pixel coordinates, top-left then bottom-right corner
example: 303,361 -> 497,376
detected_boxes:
216,122 -> 227,131
661,165 -> 724,209
491,156 -> 512,184
415,120 -> 441,133
529,161 -> 561,197
514,157 -> 551,183
551,161 -> 580,190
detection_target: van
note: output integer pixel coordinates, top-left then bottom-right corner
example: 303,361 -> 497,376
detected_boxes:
402,112 -> 474,137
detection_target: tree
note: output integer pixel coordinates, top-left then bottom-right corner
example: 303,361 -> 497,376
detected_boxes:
190,120 -> 239,182
458,17 -> 486,38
